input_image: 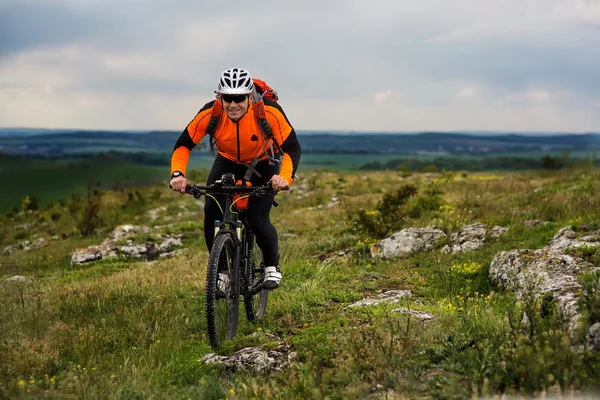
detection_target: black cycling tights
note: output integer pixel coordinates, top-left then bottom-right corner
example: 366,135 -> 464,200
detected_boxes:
204,154 -> 280,267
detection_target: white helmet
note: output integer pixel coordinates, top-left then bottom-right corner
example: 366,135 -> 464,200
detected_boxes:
217,67 -> 254,95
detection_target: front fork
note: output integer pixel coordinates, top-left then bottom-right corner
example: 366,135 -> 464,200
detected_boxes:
214,220 -> 244,298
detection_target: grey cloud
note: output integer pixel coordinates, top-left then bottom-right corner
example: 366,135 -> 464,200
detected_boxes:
2,0 -> 600,130
1,2 -> 117,55
0,1 -> 226,55
421,32 -> 600,95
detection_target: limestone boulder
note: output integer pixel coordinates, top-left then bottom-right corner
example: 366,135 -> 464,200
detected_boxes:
71,225 -> 183,265
345,290 -> 412,309
200,340 -> 295,374
489,225 -> 600,335
370,227 -> 445,258
442,223 -> 508,254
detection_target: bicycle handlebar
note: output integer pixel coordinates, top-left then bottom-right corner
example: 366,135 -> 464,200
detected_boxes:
183,182 -> 289,198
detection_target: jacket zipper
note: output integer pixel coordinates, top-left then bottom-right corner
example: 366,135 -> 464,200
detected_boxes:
236,121 -> 240,162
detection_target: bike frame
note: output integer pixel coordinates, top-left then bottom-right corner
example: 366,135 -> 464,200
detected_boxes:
214,194 -> 244,300
184,182 -> 275,298
181,178 -> 285,347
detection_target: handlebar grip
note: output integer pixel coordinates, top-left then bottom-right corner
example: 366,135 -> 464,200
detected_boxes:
168,182 -> 192,193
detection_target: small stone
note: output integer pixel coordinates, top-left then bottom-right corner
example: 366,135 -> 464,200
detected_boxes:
346,290 -> 412,309
199,342 -> 293,374
587,322 -> 600,351
7,275 -> 34,283
392,308 -> 434,321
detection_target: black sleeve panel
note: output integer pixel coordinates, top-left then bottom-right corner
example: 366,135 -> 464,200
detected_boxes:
172,128 -> 195,153
281,129 -> 302,176
198,100 -> 216,113
172,100 -> 216,153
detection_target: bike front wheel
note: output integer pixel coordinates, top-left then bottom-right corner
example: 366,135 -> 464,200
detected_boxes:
244,233 -> 268,321
206,233 -> 239,348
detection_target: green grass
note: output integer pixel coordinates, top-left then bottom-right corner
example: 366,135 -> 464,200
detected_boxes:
0,155 -> 167,213
1,167 -> 600,398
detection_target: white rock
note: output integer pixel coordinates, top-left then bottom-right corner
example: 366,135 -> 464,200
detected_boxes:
371,228 -> 446,258
392,308 -> 435,321
346,290 -> 412,308
200,342 -> 293,374
6,275 -> 34,283
489,225 -> 600,332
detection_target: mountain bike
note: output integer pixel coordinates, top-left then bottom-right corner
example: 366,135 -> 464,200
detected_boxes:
182,173 -> 286,348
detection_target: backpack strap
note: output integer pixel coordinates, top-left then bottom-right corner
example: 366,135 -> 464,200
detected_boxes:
206,99 -> 223,153
254,99 -> 284,158
243,158 -> 262,180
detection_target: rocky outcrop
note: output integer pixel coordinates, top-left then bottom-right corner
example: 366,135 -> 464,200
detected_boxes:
3,238 -> 46,255
5,275 -> 34,283
371,223 -> 508,258
392,308 -> 435,321
490,226 -> 600,333
588,323 -> 600,352
490,249 -> 593,327
345,290 -> 412,309
546,226 -> 600,252
71,224 -> 183,265
370,228 -> 446,258
442,223 -> 508,253
200,334 -> 296,374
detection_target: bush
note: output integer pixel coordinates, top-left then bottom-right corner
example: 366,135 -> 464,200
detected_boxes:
578,270 -> 600,325
69,182 -> 103,236
21,195 -> 39,212
345,184 -> 418,238
440,290 -> 597,396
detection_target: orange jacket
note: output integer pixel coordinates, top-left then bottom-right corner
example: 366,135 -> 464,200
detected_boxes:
171,99 -> 300,184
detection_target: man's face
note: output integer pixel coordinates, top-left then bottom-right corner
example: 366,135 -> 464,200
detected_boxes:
222,93 -> 251,121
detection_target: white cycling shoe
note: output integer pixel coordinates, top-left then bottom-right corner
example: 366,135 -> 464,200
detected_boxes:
263,266 -> 282,290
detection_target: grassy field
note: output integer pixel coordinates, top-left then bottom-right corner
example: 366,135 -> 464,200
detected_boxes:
3,149 -> 594,214
0,153 -> 429,213
1,166 -> 599,398
189,153 -> 411,172
0,155 -> 167,213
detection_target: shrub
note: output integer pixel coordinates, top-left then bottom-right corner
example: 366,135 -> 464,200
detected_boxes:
406,171 -> 454,218
578,270 -> 600,325
442,290 -> 596,396
21,195 -> 38,212
344,184 -> 418,238
69,182 -> 103,236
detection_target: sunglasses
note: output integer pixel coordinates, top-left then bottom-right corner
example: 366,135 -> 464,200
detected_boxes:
221,94 -> 248,104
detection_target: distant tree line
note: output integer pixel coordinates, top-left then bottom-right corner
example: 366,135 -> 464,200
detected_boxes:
358,155 -> 599,172
102,151 -> 170,166
21,151 -> 171,166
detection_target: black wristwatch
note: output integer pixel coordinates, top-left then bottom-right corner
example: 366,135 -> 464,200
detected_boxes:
171,171 -> 184,179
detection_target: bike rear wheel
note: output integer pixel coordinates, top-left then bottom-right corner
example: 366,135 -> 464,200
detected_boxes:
244,233 -> 268,321
206,233 -> 239,348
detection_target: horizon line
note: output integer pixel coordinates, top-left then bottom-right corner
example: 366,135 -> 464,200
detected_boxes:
0,127 -> 598,135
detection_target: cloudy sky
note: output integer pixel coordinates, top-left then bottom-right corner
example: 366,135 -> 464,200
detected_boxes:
1,0 -> 599,132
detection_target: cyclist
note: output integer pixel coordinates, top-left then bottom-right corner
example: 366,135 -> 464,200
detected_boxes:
169,67 -> 301,290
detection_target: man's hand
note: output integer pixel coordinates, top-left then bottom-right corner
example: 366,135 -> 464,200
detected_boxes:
170,176 -> 188,194
269,174 -> 289,193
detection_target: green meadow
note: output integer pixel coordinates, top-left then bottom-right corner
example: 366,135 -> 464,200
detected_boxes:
0,155 -> 167,213
1,164 -> 599,398
0,153 -> 424,213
